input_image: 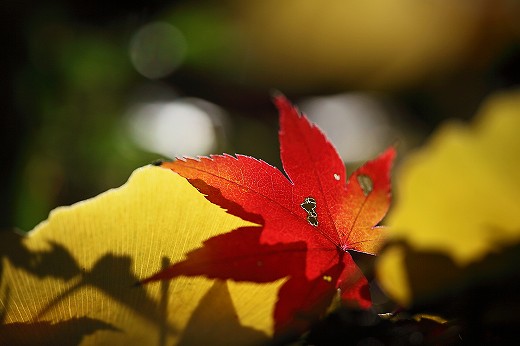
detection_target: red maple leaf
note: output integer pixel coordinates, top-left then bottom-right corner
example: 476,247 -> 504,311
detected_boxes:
140,95 -> 395,336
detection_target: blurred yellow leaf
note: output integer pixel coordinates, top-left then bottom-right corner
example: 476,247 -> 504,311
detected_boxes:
377,90 -> 520,305
229,0 -> 510,89
0,165 -> 280,345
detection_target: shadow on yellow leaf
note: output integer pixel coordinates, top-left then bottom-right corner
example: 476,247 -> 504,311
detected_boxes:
377,90 -> 520,306
0,166 -> 280,345
0,317 -> 120,346
178,280 -> 269,345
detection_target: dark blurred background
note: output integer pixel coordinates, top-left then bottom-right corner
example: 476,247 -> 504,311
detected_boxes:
2,0 -> 519,232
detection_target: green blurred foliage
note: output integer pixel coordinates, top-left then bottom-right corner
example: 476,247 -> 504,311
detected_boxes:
163,4 -> 241,75
11,10 -> 157,231
1,0 -> 519,231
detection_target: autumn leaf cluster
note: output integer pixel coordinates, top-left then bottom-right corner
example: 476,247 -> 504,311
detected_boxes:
2,91 -> 520,345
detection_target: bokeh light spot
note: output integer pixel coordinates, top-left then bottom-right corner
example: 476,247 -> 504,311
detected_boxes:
126,98 -> 221,158
301,94 -> 394,163
129,21 -> 187,79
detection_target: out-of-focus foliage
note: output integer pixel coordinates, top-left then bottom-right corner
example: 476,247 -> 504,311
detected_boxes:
13,20 -> 157,231
3,0 -> 520,231
377,89 -> 520,305
0,166 -> 279,345
223,0 -> 516,90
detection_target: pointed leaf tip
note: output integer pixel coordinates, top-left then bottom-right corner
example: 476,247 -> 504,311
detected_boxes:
376,146 -> 397,176
382,146 -> 397,163
273,93 -> 299,117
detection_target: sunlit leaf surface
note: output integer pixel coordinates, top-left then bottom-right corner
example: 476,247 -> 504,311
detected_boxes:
377,90 -> 520,305
0,166 -> 279,345
144,96 -> 395,336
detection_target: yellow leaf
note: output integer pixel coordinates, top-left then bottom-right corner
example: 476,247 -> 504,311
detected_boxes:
0,165 -> 281,345
229,0 -> 504,89
377,90 -> 520,305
